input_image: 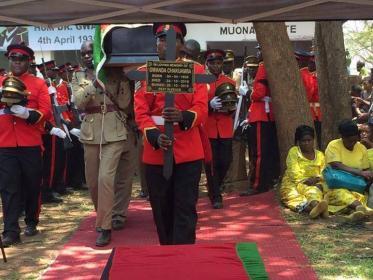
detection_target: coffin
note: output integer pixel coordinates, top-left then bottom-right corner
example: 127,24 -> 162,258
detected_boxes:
103,25 -> 158,66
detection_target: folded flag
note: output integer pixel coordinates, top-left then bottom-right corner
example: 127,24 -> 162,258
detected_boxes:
102,242 -> 268,280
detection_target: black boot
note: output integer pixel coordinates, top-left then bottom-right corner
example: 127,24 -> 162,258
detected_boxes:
112,219 -> 125,231
95,230 -> 111,247
24,225 -> 39,236
239,188 -> 265,196
2,234 -> 21,247
212,201 -> 223,209
42,192 -> 63,204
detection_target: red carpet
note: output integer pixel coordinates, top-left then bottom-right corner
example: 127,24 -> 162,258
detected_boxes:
42,191 -> 318,280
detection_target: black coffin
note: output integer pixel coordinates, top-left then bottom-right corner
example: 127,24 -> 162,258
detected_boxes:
103,25 -> 158,66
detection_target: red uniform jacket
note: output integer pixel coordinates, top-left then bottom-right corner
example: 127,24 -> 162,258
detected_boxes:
248,62 -> 275,123
206,74 -> 235,139
300,67 -> 322,121
0,73 -> 51,147
56,80 -> 72,122
310,71 -> 321,121
135,62 -> 208,165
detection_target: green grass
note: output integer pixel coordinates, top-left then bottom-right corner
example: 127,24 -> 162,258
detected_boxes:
282,209 -> 373,280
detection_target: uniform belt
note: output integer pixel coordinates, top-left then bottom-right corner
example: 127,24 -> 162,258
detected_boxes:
261,96 -> 272,113
85,104 -> 117,114
309,102 -> 320,107
151,116 -> 178,126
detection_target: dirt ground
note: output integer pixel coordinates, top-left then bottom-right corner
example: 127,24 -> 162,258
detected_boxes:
0,188 -> 94,280
0,179 -> 372,280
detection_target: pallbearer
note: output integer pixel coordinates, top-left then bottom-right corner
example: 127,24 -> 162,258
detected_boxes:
134,23 -> 208,245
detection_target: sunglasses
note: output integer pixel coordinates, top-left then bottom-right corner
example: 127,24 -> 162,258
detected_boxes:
9,55 -> 29,62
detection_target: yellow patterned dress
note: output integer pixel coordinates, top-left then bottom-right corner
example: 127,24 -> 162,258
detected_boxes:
280,146 -> 326,212
368,148 -> 373,170
324,139 -> 368,213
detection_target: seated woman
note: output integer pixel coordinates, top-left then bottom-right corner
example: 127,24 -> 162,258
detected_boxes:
280,125 -> 328,219
359,122 -> 373,209
325,120 -> 373,221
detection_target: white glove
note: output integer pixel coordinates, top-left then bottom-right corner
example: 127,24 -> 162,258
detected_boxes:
50,127 -> 67,139
239,81 -> 249,96
69,128 -> 80,138
10,105 -> 30,119
240,119 -> 250,131
48,86 -> 57,95
210,96 -> 222,110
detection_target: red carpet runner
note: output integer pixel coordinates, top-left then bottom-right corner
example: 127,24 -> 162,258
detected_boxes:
42,191 -> 318,280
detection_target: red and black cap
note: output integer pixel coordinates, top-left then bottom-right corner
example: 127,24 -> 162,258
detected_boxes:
294,50 -> 313,61
37,60 -> 56,72
5,43 -> 35,60
58,64 -> 67,73
70,65 -> 80,72
153,23 -> 187,38
205,49 -> 226,62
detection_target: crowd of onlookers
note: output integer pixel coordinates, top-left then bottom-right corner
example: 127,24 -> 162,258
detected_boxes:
280,63 -> 373,221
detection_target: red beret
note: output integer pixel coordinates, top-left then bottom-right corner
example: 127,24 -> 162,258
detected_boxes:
153,23 -> 187,37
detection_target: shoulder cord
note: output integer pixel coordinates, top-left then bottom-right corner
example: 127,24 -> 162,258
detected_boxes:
99,94 -> 106,160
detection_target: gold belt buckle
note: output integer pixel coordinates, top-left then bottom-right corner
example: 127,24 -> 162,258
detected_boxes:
100,104 -> 107,114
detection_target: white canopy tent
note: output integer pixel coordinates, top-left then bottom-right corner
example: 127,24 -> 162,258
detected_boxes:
0,0 -> 372,27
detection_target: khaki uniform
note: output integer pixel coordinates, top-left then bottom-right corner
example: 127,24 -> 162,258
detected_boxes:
72,68 -> 136,229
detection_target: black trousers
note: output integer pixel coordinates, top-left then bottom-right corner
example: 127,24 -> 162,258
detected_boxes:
205,138 -> 233,203
66,134 -> 86,188
0,147 -> 42,237
41,134 -> 66,194
145,160 -> 202,245
248,121 -> 280,192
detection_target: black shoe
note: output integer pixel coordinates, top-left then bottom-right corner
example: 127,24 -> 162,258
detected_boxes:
139,190 -> 148,198
56,188 -> 73,196
212,201 -> 223,209
42,192 -> 63,204
112,219 -> 125,231
2,235 -> 21,247
96,227 -> 103,233
95,230 -> 111,247
239,188 -> 263,196
24,225 -> 39,236
73,183 -> 89,190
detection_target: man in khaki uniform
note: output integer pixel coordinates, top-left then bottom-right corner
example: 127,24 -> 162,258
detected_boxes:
72,41 -> 136,247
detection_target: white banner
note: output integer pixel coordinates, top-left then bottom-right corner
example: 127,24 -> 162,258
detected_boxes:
186,22 -> 315,43
28,25 -> 95,51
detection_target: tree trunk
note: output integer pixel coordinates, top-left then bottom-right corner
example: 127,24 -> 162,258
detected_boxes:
315,21 -> 351,150
254,22 -> 314,172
